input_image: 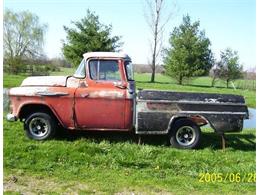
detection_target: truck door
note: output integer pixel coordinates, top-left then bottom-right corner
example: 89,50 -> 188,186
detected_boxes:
75,59 -> 127,129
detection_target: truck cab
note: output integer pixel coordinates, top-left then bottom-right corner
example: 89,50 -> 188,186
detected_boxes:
73,52 -> 135,130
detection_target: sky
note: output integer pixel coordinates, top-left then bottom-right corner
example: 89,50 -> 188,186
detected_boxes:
3,0 -> 256,70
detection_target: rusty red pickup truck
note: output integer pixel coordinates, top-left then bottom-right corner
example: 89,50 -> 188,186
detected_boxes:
7,52 -> 249,149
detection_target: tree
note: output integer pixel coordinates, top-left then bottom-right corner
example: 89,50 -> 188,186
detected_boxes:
217,48 -> 243,88
4,9 -> 47,74
163,15 -> 214,85
209,63 -> 221,87
144,0 -> 173,83
62,10 -> 122,67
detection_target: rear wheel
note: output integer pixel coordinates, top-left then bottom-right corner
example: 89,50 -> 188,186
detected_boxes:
169,119 -> 201,149
25,112 -> 56,140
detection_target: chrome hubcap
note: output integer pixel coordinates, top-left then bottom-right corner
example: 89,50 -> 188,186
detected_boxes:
29,117 -> 49,137
176,126 -> 196,146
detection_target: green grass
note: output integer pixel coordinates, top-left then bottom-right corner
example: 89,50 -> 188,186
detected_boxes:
3,120 -> 256,194
3,73 -> 28,88
3,68 -> 75,88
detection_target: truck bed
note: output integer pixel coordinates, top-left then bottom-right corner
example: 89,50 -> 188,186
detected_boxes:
136,90 -> 249,134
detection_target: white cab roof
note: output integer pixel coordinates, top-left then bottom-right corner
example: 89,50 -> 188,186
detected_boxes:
83,52 -> 131,60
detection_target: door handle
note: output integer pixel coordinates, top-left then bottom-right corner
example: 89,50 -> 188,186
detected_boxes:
81,93 -> 89,98
114,82 -> 127,89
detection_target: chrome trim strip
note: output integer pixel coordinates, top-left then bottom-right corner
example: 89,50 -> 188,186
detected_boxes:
136,130 -> 168,135
137,99 -> 246,106
36,92 -> 69,96
138,110 -> 248,115
178,111 -> 248,115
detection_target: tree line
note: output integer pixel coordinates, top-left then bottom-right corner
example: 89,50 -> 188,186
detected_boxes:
4,6 -> 245,88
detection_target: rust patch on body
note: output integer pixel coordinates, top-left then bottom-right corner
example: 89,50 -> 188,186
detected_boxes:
146,102 -> 179,111
190,116 -> 208,126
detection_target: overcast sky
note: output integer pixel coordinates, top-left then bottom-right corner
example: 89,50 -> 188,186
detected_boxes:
4,0 -> 256,70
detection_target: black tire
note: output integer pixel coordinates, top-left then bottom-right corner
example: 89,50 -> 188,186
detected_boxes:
24,112 -> 56,140
169,119 -> 201,149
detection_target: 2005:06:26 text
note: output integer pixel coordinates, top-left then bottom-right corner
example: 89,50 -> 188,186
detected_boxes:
198,173 -> 256,183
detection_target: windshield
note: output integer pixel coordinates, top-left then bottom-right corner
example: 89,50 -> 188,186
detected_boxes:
124,61 -> 134,81
74,59 -> 86,78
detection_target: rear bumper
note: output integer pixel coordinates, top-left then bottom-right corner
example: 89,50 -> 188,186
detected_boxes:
6,113 -> 17,122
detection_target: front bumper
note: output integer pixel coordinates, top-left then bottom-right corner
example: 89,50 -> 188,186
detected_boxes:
6,113 -> 17,122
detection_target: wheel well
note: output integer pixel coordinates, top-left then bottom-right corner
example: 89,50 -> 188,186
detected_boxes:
19,104 -> 56,121
189,115 -> 208,126
169,116 -> 208,130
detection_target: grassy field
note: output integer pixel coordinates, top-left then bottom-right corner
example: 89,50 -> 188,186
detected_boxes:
3,73 -> 28,88
3,120 -> 256,194
3,68 -> 74,88
3,68 -> 256,107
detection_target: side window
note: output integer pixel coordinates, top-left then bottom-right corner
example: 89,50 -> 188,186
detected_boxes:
89,60 -> 121,81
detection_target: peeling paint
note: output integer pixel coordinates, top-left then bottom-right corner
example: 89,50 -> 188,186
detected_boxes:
21,76 -> 68,87
204,98 -> 220,103
67,77 -> 80,88
88,90 -> 124,98
9,87 -> 50,96
147,102 -> 179,111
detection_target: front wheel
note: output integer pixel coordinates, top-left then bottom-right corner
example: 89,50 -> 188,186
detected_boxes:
169,119 -> 201,149
24,112 -> 56,140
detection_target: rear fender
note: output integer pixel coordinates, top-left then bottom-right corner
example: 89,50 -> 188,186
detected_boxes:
167,114 -> 243,134
167,115 -> 212,133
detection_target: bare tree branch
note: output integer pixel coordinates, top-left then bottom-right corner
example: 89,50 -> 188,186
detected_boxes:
144,0 -> 174,82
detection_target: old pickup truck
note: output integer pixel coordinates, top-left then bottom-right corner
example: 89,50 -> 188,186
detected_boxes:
7,52 -> 249,149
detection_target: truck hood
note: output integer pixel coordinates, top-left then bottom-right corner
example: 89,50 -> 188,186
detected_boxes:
21,76 -> 69,87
